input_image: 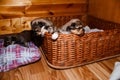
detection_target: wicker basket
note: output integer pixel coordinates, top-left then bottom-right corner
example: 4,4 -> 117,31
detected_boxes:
41,29 -> 120,69
40,15 -> 120,69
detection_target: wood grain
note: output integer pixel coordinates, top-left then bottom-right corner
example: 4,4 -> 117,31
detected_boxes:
0,18 -> 31,35
31,0 -> 87,5
0,52 -> 119,80
25,4 -> 87,17
88,0 -> 120,23
0,0 -> 31,6
0,0 -> 87,18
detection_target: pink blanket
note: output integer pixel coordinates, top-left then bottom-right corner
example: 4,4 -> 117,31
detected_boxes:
0,39 -> 41,72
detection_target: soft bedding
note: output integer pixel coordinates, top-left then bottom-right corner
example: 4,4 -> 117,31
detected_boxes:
0,39 -> 41,72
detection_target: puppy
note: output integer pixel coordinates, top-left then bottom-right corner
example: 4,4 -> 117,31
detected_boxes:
31,18 -> 58,43
4,36 -> 13,47
51,19 -> 85,40
59,19 -> 85,36
31,18 -> 55,37
4,31 -> 30,47
4,35 -> 28,47
30,18 -> 85,41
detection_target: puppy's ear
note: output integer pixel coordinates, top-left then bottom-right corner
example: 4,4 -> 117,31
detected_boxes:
31,21 -> 37,28
71,23 -> 76,27
31,21 -> 35,27
44,26 -> 49,29
48,27 -> 54,33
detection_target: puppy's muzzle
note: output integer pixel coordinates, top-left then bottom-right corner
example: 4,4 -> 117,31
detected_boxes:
71,28 -> 85,36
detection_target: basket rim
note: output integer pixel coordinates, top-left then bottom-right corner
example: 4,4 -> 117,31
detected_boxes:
45,29 -> 120,37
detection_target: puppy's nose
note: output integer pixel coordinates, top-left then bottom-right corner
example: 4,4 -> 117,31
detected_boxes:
71,23 -> 76,26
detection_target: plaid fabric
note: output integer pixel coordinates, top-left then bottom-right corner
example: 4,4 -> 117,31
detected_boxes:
0,39 -> 41,72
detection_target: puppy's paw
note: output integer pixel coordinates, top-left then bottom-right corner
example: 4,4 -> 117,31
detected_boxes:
51,32 -> 59,40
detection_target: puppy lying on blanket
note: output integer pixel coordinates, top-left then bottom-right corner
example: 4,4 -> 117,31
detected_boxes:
4,31 -> 31,47
4,35 -> 28,47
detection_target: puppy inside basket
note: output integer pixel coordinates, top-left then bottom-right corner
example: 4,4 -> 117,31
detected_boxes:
51,18 -> 85,40
30,18 -> 104,40
31,18 -> 85,40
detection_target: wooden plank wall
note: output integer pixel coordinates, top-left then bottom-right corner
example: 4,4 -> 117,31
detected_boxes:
0,0 -> 87,18
0,0 -> 87,35
88,0 -> 120,24
0,18 -> 32,35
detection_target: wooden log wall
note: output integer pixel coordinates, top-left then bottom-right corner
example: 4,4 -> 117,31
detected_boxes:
0,0 -> 88,35
0,18 -> 32,35
0,0 -> 87,18
88,0 -> 120,24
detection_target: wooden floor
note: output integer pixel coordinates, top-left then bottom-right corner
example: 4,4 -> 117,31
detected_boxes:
0,52 -> 120,80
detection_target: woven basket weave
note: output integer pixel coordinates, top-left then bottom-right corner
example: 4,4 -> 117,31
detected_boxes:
41,29 -> 120,69
40,15 -> 120,69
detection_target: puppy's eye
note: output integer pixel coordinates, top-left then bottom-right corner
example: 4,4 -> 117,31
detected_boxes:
71,23 -> 76,26
38,22 -> 46,27
45,26 -> 49,29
